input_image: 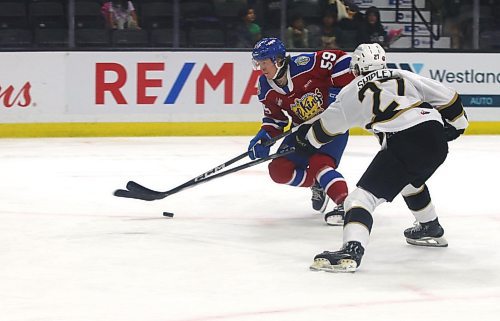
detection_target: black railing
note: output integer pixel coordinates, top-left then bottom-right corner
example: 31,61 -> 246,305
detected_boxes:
395,0 -> 442,49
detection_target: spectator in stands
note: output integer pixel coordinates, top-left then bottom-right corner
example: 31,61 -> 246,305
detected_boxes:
320,10 -> 342,49
336,0 -> 361,22
335,0 -> 364,49
439,0 -> 466,49
286,15 -> 309,48
232,7 -> 262,48
358,6 -> 387,48
102,0 -> 140,30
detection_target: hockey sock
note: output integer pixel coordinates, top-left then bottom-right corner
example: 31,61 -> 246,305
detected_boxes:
342,188 -> 385,248
343,207 -> 373,248
316,167 -> 348,204
402,184 -> 438,223
308,154 -> 348,204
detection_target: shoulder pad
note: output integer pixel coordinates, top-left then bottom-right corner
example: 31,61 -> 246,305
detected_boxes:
289,53 -> 315,75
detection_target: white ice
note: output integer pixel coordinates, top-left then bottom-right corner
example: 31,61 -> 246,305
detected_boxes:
0,135 -> 499,321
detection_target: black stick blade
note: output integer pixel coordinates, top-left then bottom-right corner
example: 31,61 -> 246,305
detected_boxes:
125,181 -> 168,200
113,189 -> 159,201
126,181 -> 162,194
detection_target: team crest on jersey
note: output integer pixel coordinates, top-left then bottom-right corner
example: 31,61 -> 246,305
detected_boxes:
290,88 -> 324,121
294,56 -> 310,66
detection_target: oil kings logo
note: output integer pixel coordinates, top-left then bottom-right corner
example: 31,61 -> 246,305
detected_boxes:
291,88 -> 324,121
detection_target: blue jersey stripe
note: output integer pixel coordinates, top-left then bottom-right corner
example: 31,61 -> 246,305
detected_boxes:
318,169 -> 343,188
290,170 -> 305,186
332,56 -> 351,76
263,117 -> 287,126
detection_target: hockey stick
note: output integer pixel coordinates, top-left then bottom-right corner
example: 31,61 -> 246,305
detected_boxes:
113,125 -> 299,201
113,116 -> 320,202
117,127 -> 294,197
114,146 -> 295,201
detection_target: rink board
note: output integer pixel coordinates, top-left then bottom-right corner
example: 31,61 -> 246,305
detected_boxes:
0,51 -> 499,137
0,121 -> 496,138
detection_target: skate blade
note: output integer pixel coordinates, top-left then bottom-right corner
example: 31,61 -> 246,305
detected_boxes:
309,258 -> 357,273
325,215 -> 344,226
406,236 -> 448,247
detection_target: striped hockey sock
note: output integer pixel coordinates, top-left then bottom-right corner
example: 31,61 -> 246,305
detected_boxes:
317,167 -> 348,204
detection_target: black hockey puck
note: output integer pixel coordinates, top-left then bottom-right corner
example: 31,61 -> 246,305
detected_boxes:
163,211 -> 174,218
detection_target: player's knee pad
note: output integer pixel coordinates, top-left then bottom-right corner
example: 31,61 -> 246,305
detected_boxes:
401,184 -> 431,211
268,157 -> 296,184
344,188 -> 385,214
307,153 -> 337,177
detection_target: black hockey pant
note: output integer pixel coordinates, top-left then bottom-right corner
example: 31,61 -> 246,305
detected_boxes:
357,120 -> 449,202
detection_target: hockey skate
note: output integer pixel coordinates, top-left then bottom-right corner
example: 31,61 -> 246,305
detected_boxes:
311,181 -> 329,213
324,203 -> 345,226
310,241 -> 365,273
404,218 -> 448,247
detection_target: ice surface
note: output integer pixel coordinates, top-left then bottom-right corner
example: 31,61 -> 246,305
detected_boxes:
0,136 -> 499,321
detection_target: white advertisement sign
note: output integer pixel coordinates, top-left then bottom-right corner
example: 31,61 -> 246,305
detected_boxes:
379,10 -> 431,23
388,52 -> 500,120
66,51 -> 262,122
0,51 -> 499,123
0,51 -> 263,123
0,52 -> 66,122
353,0 -> 425,9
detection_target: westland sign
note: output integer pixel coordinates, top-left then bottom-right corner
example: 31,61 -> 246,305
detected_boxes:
387,60 -> 500,107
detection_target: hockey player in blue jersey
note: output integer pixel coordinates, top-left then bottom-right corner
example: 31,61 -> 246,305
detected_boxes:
248,37 -> 355,225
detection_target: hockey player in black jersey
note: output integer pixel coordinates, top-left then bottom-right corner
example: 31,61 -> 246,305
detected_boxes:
294,43 -> 468,272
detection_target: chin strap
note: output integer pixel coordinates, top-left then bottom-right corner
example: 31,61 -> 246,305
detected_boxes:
273,56 -> 290,80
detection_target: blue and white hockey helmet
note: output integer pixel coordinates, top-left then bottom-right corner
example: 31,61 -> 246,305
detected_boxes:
252,37 -> 286,68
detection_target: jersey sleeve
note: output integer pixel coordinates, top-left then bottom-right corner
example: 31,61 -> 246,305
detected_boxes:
256,76 -> 288,136
331,52 -> 355,87
261,105 -> 289,137
306,87 -> 363,148
396,70 -> 468,129
306,103 -> 349,148
315,50 -> 355,88
258,93 -> 288,137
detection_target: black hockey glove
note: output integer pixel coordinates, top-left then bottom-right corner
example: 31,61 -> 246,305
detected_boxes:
443,122 -> 465,142
294,124 -> 317,156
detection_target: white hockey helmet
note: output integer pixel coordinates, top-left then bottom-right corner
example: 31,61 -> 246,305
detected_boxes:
350,43 -> 387,76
